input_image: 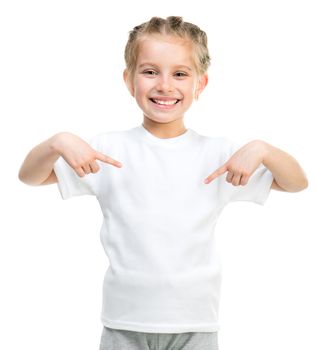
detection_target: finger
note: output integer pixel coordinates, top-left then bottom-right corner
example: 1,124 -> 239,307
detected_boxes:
82,164 -> 91,174
231,174 -> 242,186
204,165 -> 227,184
90,161 -> 100,174
95,152 -> 122,168
226,171 -> 233,183
74,167 -> 86,177
240,174 -> 250,186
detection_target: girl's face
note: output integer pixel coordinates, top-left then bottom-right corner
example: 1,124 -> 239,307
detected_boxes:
124,34 -> 208,125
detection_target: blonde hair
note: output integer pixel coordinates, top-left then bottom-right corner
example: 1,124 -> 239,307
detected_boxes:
124,16 -> 211,78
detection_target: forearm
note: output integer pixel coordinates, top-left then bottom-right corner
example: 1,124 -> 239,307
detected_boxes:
261,141 -> 308,192
18,134 -> 61,185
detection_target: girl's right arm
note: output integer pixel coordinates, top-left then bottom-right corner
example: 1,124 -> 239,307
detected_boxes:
18,132 -> 122,186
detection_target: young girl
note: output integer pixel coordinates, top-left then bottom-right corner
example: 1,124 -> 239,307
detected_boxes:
19,16 -> 308,350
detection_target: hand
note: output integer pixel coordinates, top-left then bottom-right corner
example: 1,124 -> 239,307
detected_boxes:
204,140 -> 267,186
52,132 -> 123,177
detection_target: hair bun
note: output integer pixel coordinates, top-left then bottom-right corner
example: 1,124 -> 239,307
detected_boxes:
167,16 -> 183,28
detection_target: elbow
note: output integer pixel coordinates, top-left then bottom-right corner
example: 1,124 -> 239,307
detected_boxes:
18,172 -> 31,186
301,176 -> 309,191
291,176 -> 309,193
280,175 -> 309,193
299,170 -> 309,191
18,168 -> 36,186
18,168 -> 26,184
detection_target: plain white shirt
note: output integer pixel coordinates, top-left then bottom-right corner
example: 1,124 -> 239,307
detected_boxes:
53,124 -> 274,333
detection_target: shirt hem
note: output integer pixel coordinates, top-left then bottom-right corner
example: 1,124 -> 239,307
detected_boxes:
101,317 -> 220,333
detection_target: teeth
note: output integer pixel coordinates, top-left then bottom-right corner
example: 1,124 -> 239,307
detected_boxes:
153,99 -> 178,105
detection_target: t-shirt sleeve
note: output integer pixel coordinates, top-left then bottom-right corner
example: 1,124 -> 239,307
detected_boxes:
53,157 -> 96,200
218,139 -> 274,207
53,135 -> 100,200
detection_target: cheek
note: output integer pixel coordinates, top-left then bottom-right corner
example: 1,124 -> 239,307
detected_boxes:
182,85 -> 196,98
177,79 -> 196,94
134,79 -> 151,97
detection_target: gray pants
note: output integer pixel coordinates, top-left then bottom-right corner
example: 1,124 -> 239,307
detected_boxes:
99,326 -> 218,350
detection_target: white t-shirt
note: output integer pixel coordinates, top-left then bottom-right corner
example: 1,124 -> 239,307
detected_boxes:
53,124 -> 274,333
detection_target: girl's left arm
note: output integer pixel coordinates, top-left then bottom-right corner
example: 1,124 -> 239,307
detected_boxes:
261,141 -> 308,192
204,140 -> 308,193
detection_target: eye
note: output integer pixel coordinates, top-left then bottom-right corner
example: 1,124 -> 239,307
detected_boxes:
143,70 -> 157,76
175,71 -> 188,77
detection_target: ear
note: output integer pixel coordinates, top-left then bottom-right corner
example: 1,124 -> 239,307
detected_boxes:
194,74 -> 208,100
123,69 -> 135,97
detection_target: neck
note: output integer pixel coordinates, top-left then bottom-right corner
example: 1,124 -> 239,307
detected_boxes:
142,117 -> 187,139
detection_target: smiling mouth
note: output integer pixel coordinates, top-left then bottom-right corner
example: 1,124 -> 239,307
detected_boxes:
149,98 -> 180,105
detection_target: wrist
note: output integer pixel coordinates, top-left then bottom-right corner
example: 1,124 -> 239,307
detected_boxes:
250,139 -> 270,163
257,140 -> 274,166
50,132 -> 69,156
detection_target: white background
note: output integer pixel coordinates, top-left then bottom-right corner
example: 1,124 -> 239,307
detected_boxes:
1,0 -> 315,349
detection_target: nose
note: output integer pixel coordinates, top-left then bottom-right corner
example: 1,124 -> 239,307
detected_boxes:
155,74 -> 174,93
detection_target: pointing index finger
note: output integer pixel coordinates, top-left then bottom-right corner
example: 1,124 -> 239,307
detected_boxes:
204,164 -> 227,184
95,152 -> 123,168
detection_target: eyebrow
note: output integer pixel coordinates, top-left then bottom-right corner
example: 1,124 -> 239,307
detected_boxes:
138,63 -> 192,71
